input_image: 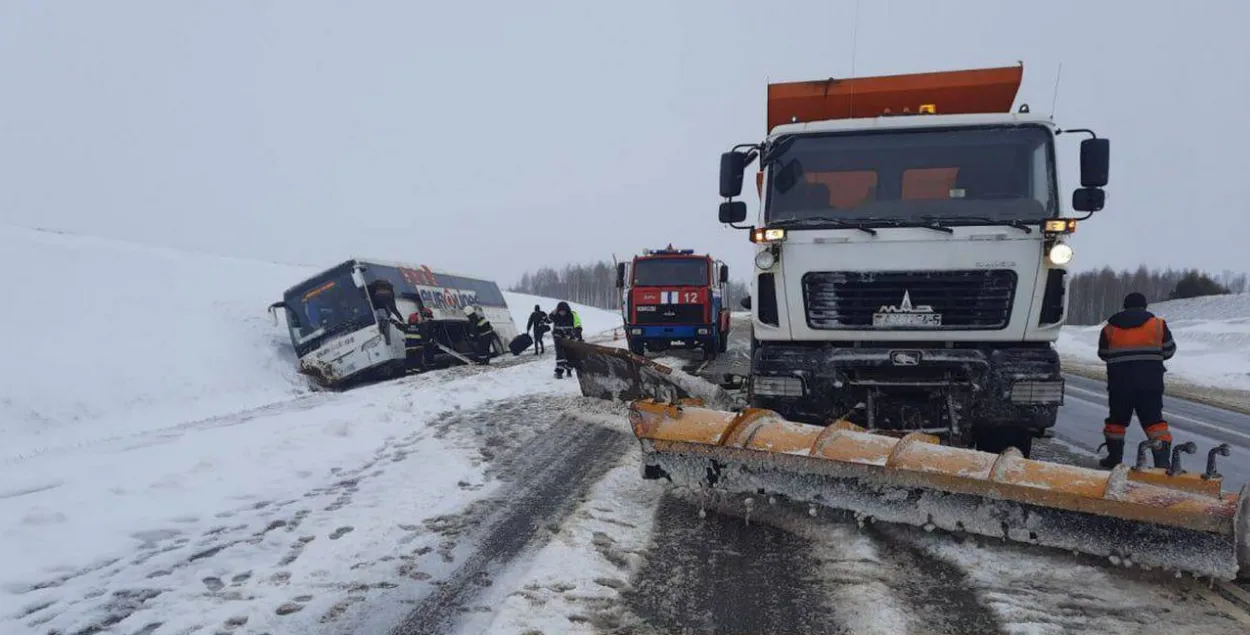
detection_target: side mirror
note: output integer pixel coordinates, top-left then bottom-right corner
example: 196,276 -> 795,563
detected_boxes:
719,265 -> 729,284
615,262 -> 626,288
719,201 -> 748,224
1080,138 -> 1109,187
1072,187 -> 1106,212
720,151 -> 748,198
739,296 -> 752,310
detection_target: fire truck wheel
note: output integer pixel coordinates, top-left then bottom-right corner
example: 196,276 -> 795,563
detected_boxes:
628,338 -> 645,356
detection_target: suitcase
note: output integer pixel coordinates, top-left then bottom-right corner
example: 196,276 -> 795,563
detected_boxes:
509,333 -> 533,356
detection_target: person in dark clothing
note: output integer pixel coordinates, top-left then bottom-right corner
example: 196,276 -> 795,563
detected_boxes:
527,305 -> 549,355
367,280 -> 403,322
403,312 -> 427,373
367,280 -> 404,344
463,305 -> 495,365
1096,292 -> 1177,469
550,301 -> 577,378
417,307 -> 437,367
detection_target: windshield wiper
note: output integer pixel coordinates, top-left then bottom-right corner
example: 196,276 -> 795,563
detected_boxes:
915,215 -> 955,234
943,216 -> 1034,233
914,215 -> 1036,234
771,217 -> 878,236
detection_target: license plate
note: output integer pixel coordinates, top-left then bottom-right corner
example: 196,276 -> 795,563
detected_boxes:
873,313 -> 942,327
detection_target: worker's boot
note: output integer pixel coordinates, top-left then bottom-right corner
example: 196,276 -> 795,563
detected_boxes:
1152,439 -> 1172,470
1098,438 -> 1125,469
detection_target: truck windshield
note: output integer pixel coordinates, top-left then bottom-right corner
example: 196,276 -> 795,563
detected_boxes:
282,267 -> 375,356
764,125 -> 1056,226
632,258 -> 708,287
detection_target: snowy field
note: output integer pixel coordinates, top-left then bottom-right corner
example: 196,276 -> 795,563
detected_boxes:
1059,293 -> 1250,393
0,226 -> 623,634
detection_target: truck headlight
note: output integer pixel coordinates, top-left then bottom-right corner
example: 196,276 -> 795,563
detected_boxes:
1048,243 -> 1074,266
755,249 -> 776,270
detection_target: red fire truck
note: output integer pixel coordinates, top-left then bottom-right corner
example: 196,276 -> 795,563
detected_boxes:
615,246 -> 731,359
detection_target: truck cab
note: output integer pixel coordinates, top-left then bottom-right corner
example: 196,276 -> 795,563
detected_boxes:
717,65 -> 1110,457
615,246 -> 732,359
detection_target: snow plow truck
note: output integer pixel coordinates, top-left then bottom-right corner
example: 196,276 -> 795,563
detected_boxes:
562,64 -> 1250,582
615,246 -> 731,359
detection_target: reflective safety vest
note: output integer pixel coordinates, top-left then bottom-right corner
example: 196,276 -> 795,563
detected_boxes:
404,327 -> 423,351
1098,317 -> 1174,365
572,311 -> 582,329
471,315 -> 494,336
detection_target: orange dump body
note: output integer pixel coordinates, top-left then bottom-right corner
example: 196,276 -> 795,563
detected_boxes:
766,65 -> 1024,133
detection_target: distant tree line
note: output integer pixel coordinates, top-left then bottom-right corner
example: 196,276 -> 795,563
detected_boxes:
1067,267 -> 1246,325
512,263 -> 1245,326
509,261 -> 749,312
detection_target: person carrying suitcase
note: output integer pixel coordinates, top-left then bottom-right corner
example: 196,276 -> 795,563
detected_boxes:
527,304 -> 549,355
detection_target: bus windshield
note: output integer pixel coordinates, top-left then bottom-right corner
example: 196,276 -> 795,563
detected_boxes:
764,125 -> 1056,227
282,265 -> 375,355
632,258 -> 709,287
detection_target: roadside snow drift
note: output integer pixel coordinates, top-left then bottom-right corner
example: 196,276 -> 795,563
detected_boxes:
0,225 -> 621,461
1059,293 -> 1250,391
0,226 -> 314,460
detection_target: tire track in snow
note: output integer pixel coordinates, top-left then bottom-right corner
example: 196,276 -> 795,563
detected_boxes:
623,494 -> 846,634
392,412 -> 633,635
860,525 -> 1004,635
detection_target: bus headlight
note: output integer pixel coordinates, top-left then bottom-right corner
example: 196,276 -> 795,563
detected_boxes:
1048,243 -> 1074,266
755,249 -> 776,270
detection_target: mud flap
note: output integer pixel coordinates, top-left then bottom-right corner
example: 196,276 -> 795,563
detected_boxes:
628,399 -> 1250,581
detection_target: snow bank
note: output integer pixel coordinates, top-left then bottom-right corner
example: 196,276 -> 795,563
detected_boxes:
1059,293 -> 1250,392
0,224 -> 619,460
0,225 -> 317,459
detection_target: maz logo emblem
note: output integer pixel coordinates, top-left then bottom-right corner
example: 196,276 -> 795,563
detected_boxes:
890,350 -> 922,366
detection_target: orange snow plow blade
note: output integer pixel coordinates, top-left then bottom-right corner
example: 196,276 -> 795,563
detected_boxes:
629,399 -> 1250,581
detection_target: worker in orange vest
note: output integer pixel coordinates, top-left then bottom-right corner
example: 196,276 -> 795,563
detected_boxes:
1096,292 -> 1177,469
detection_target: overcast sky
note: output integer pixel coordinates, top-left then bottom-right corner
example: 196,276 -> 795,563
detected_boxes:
2,1 -> 1247,284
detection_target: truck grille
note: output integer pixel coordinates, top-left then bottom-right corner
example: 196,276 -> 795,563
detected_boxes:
634,304 -> 706,325
802,270 -> 1017,330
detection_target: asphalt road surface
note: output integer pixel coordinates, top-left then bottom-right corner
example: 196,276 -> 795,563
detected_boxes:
1054,373 -> 1250,490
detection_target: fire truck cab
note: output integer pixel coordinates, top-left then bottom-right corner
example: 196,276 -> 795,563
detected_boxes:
615,245 -> 731,359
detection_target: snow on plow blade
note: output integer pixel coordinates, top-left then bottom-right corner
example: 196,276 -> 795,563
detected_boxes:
629,399 -> 1250,581
560,340 -> 734,407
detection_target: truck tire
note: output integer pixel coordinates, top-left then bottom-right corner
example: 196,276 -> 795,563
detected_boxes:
718,330 -> 728,353
628,337 -> 645,356
972,427 -> 1033,459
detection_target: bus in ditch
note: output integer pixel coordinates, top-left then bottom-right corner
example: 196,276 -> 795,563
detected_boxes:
269,257 -> 520,388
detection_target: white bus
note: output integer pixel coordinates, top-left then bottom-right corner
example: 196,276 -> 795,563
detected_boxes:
269,258 -> 520,388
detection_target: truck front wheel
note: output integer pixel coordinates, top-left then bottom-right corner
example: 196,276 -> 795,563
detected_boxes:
972,427 -> 1034,459
627,337 -> 645,356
